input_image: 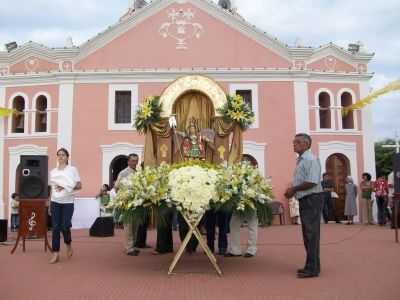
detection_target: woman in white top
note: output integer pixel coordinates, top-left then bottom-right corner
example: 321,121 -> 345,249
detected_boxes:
49,148 -> 81,264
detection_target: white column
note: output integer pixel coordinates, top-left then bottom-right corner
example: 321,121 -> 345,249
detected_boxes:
360,81 -> 377,222
58,82 -> 74,153
360,81 -> 376,178
293,80 -> 310,134
0,86 -> 5,218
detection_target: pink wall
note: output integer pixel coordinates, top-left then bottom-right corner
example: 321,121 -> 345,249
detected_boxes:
308,82 -> 360,130
76,3 -> 291,70
9,57 -> 58,74
307,56 -> 356,73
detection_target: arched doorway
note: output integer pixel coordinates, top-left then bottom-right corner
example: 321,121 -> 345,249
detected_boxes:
325,153 -> 351,220
109,155 -> 128,187
242,154 -> 258,167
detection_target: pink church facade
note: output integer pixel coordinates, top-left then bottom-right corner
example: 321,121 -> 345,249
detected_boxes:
0,0 -> 375,224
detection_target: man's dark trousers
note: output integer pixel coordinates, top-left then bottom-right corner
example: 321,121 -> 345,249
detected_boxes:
299,193 -> 323,274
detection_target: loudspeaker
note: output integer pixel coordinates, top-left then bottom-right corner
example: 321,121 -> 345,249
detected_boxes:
89,217 -> 114,237
394,153 -> 400,194
0,219 -> 7,242
19,155 -> 48,199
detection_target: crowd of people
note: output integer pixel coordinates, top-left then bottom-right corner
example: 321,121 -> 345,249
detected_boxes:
8,140 -> 398,279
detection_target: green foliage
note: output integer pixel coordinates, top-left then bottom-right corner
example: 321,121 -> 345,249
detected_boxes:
217,95 -> 255,130
375,139 -> 396,177
134,96 -> 162,133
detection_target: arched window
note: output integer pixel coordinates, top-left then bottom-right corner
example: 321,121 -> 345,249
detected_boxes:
341,92 -> 354,129
318,92 -> 331,129
242,154 -> 258,168
34,95 -> 48,132
11,96 -> 25,133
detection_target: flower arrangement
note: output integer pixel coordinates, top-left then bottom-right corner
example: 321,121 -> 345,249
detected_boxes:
134,96 -> 162,133
168,164 -> 219,218
217,94 -> 255,130
216,162 -> 273,225
107,163 -> 170,223
108,161 -> 273,225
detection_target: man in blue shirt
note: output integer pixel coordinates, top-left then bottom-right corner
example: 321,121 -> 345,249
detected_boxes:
285,133 -> 323,278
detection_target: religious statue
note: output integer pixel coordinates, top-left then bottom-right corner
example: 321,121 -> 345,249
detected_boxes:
176,117 -> 215,161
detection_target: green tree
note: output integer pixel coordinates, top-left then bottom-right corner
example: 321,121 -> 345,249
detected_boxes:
375,139 -> 396,177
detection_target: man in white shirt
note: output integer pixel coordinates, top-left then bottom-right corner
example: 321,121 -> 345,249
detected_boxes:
115,153 -> 140,256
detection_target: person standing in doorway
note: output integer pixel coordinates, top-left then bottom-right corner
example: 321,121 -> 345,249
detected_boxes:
344,176 -> 358,225
360,172 -> 374,224
49,148 -> 82,264
321,173 -> 339,224
115,153 -> 140,256
285,133 -> 323,278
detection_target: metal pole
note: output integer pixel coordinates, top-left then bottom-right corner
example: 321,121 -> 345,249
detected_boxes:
394,193 -> 399,243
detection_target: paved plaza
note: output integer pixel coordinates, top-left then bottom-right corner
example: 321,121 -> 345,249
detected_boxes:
1,224 -> 399,300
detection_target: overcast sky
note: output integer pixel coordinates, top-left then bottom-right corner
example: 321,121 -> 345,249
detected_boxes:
0,0 -> 399,141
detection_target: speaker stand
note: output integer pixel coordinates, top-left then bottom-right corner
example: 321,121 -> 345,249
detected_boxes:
11,200 -> 52,254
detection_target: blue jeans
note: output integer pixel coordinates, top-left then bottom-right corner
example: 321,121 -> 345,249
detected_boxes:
51,202 -> 74,252
11,214 -> 19,231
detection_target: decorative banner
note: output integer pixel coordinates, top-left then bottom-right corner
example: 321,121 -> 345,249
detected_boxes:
0,107 -> 15,118
342,80 -> 400,116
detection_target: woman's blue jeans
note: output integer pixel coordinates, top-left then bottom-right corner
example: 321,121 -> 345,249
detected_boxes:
50,202 -> 74,252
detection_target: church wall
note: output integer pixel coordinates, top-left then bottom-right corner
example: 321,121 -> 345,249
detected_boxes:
308,82 -> 360,131
243,81 -> 296,209
307,57 -> 356,73
9,57 -> 59,74
76,2 -> 291,70
5,85 -> 59,134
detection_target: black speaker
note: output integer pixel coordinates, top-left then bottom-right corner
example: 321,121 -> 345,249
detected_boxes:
19,155 -> 48,199
89,217 -> 114,237
394,153 -> 400,194
0,219 -> 7,242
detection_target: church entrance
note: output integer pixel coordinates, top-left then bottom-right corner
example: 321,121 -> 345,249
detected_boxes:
325,153 -> 351,220
109,155 -> 128,187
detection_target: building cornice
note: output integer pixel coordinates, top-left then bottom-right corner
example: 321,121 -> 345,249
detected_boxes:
0,69 -> 374,87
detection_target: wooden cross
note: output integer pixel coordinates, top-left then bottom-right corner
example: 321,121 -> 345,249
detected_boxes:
168,211 -> 222,276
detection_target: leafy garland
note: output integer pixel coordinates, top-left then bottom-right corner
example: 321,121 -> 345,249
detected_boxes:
217,94 -> 255,130
134,96 -> 162,133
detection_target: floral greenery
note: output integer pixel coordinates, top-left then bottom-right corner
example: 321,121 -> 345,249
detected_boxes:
216,162 -> 273,225
108,161 -> 273,225
217,94 -> 255,130
134,96 -> 162,134
107,163 -> 170,224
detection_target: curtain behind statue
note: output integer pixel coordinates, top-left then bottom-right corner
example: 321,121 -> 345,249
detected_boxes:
173,92 -> 214,132
172,92 -> 215,162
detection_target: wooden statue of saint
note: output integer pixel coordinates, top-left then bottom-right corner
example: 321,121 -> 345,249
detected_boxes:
176,117 -> 215,161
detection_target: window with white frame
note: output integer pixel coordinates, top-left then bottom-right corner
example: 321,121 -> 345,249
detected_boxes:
108,84 -> 138,130
33,94 -> 49,133
10,95 -> 27,134
229,83 -> 259,128
318,92 -> 331,129
315,89 -> 335,131
340,91 -> 355,129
